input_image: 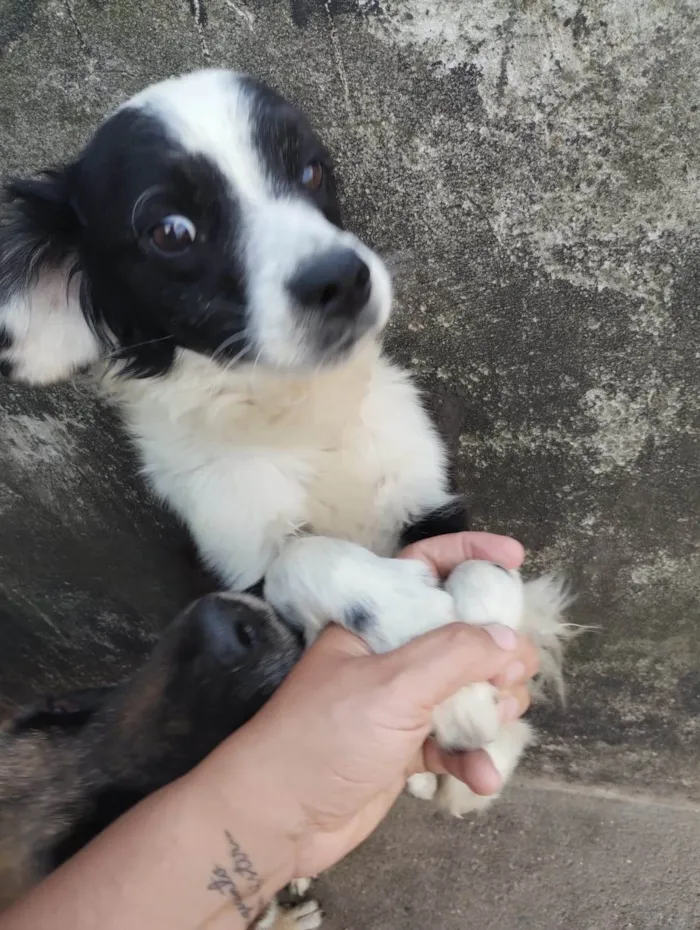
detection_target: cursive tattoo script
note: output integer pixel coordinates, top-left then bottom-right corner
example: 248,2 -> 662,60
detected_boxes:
207,831 -> 264,925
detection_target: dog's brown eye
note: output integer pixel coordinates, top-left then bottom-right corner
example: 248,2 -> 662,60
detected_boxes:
150,215 -> 196,254
301,161 -> 324,191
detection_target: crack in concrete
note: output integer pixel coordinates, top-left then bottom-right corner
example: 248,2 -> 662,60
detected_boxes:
323,0 -> 353,119
64,0 -> 89,56
495,2 -> 518,104
222,0 -> 255,30
188,0 -> 212,61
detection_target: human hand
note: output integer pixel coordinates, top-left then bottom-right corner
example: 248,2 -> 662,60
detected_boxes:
399,529 -> 532,756
199,532 -> 537,883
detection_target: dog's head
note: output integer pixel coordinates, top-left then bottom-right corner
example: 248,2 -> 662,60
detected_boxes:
0,69 -> 392,383
3,592 -> 302,883
104,590 -> 302,770
12,592 -> 301,776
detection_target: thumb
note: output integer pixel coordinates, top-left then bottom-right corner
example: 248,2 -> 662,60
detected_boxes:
376,622 -> 520,710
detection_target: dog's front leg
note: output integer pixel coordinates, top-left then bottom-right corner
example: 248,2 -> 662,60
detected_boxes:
263,536 -> 456,652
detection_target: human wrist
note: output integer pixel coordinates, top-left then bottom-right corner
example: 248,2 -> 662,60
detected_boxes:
0,765 -> 294,930
188,730 -> 300,890
182,766 -> 296,913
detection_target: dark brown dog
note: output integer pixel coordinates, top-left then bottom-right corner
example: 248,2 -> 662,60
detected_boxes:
0,592 -> 311,926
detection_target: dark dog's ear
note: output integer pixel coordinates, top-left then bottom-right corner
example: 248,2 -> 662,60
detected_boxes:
0,167 -> 101,384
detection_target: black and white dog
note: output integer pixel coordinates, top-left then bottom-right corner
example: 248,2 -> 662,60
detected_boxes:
0,70 -> 572,822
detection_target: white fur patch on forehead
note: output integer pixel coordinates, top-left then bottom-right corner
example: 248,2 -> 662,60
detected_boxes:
126,69 -> 268,200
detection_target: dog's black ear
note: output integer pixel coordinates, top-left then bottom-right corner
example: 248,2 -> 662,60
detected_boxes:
0,167 -> 101,383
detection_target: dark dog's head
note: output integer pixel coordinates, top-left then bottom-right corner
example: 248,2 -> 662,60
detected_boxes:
0,69 -> 392,383
98,591 -> 302,775
4,592 -> 301,879
13,591 -> 301,780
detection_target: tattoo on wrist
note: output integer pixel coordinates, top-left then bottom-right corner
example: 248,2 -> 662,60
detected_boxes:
207,830 -> 265,926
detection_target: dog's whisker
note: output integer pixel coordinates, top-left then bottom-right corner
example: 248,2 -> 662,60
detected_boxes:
313,327 -> 358,373
212,330 -> 251,363
222,344 -> 252,373
100,335 -> 174,362
245,346 -> 265,388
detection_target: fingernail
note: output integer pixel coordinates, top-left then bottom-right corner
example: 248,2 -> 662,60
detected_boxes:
504,661 -> 526,684
483,624 -> 518,651
499,695 -> 520,722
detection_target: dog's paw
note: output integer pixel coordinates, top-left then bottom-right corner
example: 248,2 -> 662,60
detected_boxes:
278,900 -> 324,930
444,560 -> 524,630
407,772 -> 439,801
289,878 -> 313,898
521,573 -> 577,701
432,682 -> 501,750
436,719 -> 534,818
257,899 -> 324,930
265,536 -> 455,652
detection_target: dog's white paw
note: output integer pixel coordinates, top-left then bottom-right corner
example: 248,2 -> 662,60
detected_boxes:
281,900 -> 324,930
407,772 -> 439,801
522,573 -> 576,700
289,878 -> 313,898
258,899 -> 323,930
432,682 -> 502,750
265,536 -> 455,652
436,719 -> 534,818
433,564 -> 522,754
444,560 -> 524,630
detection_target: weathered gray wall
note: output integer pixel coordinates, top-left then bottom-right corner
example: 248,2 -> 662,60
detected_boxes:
0,0 -> 698,800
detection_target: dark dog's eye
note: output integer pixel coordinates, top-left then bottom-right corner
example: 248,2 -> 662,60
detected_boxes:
150,215 -> 197,254
301,161 -> 324,191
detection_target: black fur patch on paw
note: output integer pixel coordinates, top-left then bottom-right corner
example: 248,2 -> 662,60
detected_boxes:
0,358 -> 13,378
0,326 -> 11,351
344,604 -> 374,635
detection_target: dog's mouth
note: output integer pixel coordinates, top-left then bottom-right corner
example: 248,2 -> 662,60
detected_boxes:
309,304 -> 380,366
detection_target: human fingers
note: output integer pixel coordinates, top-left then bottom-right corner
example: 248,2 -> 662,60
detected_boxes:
283,623 -> 537,715
417,740 -> 504,796
374,623 -> 530,711
295,618 -> 538,689
398,532 -> 525,578
498,684 -> 531,723
489,634 -> 539,690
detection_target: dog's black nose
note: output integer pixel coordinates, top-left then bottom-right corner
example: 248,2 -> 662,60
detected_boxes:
189,594 -> 262,661
288,248 -> 371,319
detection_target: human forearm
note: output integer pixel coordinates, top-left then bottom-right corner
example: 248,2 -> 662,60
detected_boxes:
0,766 -> 294,930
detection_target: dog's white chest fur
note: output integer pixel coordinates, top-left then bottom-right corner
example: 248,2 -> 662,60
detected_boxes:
108,342 -> 451,588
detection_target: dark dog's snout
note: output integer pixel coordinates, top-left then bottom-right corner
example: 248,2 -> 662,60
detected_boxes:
189,594 -> 264,661
288,248 -> 371,320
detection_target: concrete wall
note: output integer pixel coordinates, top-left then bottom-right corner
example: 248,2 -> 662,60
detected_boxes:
0,1 -> 697,800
